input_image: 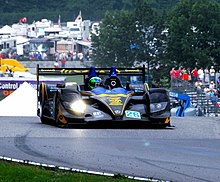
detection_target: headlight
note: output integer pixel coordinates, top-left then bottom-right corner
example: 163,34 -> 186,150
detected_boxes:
150,102 -> 167,113
155,103 -> 162,109
70,100 -> 86,113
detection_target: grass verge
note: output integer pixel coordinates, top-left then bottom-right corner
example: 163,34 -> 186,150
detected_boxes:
0,160 -> 141,182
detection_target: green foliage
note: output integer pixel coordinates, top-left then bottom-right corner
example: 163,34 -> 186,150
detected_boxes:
92,1 -> 158,68
0,0 -> 180,25
91,10 -> 138,67
166,0 -> 220,69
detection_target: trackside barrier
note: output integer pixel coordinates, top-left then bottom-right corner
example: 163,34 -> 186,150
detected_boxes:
169,91 -> 190,117
170,78 -> 220,116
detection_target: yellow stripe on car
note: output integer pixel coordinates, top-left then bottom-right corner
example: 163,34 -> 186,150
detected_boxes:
165,117 -> 170,123
99,94 -> 127,97
58,106 -> 68,124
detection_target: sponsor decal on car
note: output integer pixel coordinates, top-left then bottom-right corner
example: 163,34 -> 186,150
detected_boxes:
114,110 -> 121,114
109,97 -> 122,105
92,111 -> 104,118
125,110 -> 141,119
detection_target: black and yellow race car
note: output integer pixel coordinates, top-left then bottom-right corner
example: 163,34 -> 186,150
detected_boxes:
37,65 -> 171,127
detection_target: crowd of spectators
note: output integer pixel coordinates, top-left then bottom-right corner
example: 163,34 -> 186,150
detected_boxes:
29,50 -> 90,63
170,66 -> 218,84
0,48 -> 20,60
52,50 -> 90,68
170,66 -> 220,105
0,48 -> 90,64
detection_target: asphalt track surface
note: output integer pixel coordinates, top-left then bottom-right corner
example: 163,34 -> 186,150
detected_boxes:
0,116 -> 220,182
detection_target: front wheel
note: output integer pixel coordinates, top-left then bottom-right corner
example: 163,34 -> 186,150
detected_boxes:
53,91 -> 68,128
150,117 -> 171,128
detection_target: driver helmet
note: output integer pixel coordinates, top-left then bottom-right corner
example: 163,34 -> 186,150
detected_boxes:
88,77 -> 102,89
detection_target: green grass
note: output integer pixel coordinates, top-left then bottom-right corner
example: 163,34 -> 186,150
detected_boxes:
0,160 -> 141,182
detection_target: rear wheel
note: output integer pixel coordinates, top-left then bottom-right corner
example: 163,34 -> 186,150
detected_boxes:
39,83 -> 48,124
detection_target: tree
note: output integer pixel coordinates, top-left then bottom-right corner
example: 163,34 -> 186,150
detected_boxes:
91,10 -> 137,67
165,0 -> 220,69
91,0 -> 157,68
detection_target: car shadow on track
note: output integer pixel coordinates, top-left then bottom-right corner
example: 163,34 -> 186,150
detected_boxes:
38,119 -> 175,130
66,123 -> 175,130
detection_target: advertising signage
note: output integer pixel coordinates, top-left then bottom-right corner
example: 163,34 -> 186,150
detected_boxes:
0,78 -> 65,98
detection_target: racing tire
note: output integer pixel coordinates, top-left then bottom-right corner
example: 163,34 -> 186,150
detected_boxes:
39,83 -> 48,124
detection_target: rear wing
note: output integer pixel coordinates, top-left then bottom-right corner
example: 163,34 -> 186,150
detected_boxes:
37,64 -> 146,77
36,64 -> 146,91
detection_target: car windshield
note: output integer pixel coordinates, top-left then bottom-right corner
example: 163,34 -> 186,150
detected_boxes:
100,75 -> 144,86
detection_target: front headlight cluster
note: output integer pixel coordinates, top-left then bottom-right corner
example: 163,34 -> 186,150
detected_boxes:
150,102 -> 167,113
70,100 -> 86,113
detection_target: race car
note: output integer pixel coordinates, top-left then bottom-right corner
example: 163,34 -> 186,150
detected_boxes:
37,65 -> 171,127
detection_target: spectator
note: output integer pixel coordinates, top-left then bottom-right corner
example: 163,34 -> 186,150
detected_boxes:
204,85 -> 210,93
209,89 -> 218,104
170,67 -> 177,87
41,52 -> 47,60
72,51 -> 77,61
187,68 -> 192,82
59,52 -> 68,67
61,57 -> 66,68
170,67 -> 176,80
204,85 -> 211,99
37,52 -> 42,60
182,68 -> 189,81
78,52 -> 84,65
198,67 -> 204,83
191,67 -> 198,83
8,52 -> 13,58
0,52 -> 4,59
204,67 -> 210,84
209,80 -> 216,90
78,52 -> 84,61
210,66 -> 216,82
12,51 -> 19,60
59,52 -> 63,61
195,80 -> 203,93
176,66 -> 183,79
54,51 -> 59,61
54,60 -> 59,68
29,52 -> 35,60
67,51 -> 72,61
